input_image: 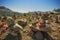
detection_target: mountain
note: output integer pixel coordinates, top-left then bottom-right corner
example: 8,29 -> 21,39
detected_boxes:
0,6 -> 22,16
53,9 -> 60,12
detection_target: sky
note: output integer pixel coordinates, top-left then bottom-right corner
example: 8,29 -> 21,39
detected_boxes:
0,0 -> 60,13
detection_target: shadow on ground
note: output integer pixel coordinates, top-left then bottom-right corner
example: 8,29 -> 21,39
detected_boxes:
3,33 -> 22,40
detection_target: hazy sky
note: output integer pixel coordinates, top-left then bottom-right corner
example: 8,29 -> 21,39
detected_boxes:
0,0 -> 60,13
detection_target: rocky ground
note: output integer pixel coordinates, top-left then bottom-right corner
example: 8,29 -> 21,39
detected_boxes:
21,22 -> 60,40
0,22 -> 60,40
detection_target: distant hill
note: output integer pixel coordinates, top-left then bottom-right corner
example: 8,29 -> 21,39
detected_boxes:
53,9 -> 60,15
0,6 -> 22,16
53,9 -> 60,12
0,6 -> 60,16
